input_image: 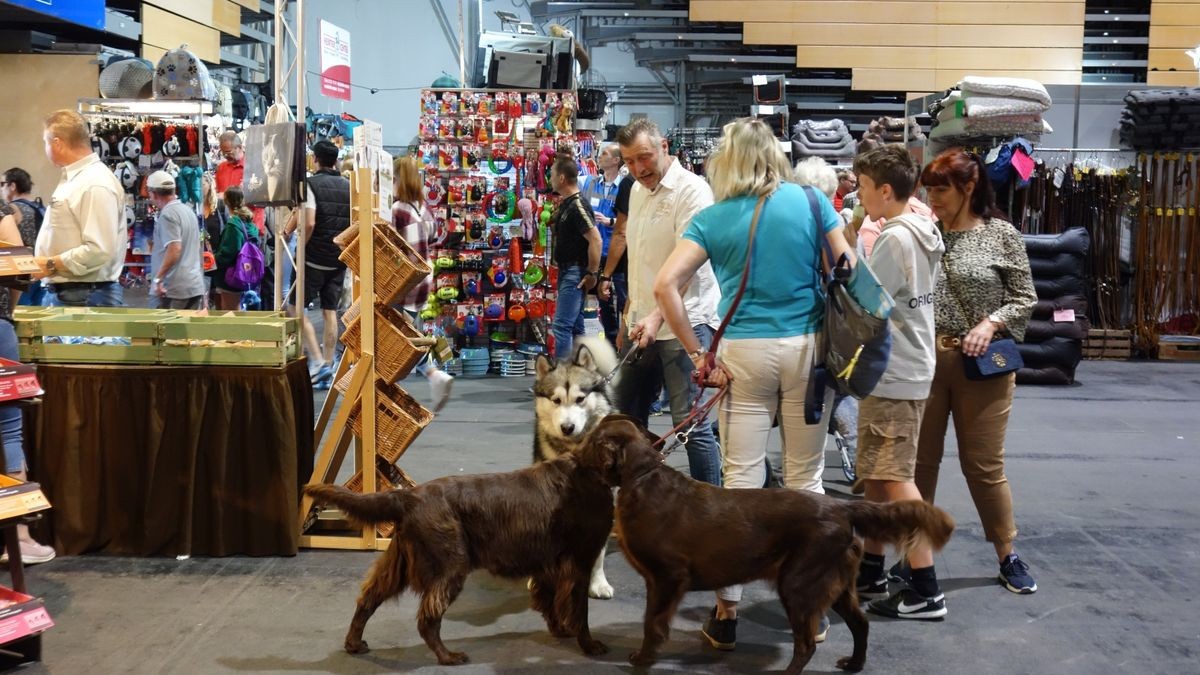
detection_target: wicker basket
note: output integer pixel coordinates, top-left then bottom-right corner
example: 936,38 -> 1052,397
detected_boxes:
342,462 -> 418,538
346,379 -> 434,463
338,224 -> 432,305
339,302 -> 429,383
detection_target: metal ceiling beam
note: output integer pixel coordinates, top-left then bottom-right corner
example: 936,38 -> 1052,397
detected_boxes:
428,0 -> 460,61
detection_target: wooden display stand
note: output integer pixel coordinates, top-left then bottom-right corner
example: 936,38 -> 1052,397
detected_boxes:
298,167 -> 434,551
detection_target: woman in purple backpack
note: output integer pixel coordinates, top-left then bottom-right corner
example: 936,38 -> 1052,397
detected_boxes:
214,186 -> 259,310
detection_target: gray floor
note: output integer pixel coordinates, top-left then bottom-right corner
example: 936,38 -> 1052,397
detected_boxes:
13,360 -> 1200,674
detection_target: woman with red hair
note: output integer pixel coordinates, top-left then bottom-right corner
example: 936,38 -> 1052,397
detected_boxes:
912,148 -> 1039,594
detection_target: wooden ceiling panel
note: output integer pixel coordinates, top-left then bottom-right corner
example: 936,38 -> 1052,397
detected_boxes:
746,22 -> 1081,48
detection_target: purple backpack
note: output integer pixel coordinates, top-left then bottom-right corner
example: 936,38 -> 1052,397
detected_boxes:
225,219 -> 265,290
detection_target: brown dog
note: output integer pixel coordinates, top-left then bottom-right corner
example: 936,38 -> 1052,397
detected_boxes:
303,454 -> 613,666
579,417 -> 955,674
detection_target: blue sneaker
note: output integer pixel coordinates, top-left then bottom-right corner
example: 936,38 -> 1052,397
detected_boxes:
999,553 -> 1038,594
311,364 -> 332,385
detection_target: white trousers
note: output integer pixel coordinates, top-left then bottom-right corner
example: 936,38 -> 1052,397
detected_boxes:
716,333 -> 829,603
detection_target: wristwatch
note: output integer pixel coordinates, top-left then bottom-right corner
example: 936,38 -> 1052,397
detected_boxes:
44,258 -> 57,276
598,273 -> 609,282
688,347 -> 707,360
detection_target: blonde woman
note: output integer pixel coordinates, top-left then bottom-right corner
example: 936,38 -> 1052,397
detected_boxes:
392,155 -> 453,412
653,118 -> 854,649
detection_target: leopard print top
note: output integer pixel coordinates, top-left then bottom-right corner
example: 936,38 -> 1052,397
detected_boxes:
935,217 -> 1036,341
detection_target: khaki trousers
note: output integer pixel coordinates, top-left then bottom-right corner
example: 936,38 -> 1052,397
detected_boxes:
915,347 -> 1019,544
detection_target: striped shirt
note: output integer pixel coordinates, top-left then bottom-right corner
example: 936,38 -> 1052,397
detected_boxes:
393,200 -> 434,311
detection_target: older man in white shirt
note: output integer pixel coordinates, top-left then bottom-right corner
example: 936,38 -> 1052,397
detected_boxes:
33,109 -> 126,306
601,118 -> 722,486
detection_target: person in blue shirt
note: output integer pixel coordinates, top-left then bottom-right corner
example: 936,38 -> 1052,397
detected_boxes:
582,144 -> 626,346
653,117 -> 854,650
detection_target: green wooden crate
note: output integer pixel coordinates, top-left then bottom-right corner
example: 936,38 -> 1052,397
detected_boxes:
158,316 -> 300,366
23,314 -> 164,364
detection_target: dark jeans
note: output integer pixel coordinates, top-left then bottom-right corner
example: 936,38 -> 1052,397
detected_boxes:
552,265 -> 587,359
598,271 -> 627,348
158,295 -> 204,310
48,281 -> 124,307
614,323 -> 722,486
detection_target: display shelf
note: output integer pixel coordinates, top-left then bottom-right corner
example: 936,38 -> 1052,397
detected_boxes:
301,151 -> 432,551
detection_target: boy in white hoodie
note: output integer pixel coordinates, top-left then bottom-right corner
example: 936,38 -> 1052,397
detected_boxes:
851,145 -> 947,619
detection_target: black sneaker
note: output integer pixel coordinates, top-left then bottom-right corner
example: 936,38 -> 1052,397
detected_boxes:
867,588 -> 947,620
999,553 -> 1038,594
887,560 -> 912,585
856,575 -> 889,602
701,606 -> 737,651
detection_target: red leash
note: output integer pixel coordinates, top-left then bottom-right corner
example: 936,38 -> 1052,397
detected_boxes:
653,193 -> 768,455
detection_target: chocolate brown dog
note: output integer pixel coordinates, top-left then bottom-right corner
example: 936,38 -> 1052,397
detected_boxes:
303,453 -> 613,666
579,417 -> 955,674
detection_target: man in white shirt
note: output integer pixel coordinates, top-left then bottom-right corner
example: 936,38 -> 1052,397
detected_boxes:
603,118 -> 722,486
33,109 -> 126,306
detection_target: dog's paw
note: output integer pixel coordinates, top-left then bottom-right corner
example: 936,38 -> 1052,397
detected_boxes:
588,577 -> 615,599
580,638 -> 608,656
438,651 -> 470,666
836,656 -> 865,672
629,650 -> 656,667
343,639 -> 369,654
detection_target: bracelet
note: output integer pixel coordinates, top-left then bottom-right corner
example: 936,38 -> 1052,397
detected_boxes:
598,274 -> 609,282
688,347 -> 706,360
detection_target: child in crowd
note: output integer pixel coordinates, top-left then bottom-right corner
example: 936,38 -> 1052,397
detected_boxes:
851,145 -> 947,619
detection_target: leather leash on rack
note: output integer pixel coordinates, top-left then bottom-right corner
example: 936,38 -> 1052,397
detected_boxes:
654,193 -> 769,458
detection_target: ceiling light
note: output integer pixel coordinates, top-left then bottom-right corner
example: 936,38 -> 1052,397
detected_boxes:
1103,32 -> 1109,36
1104,9 -> 1109,13
730,57 -> 736,62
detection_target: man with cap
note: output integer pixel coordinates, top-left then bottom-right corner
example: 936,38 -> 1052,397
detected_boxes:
147,170 -> 206,309
34,109 -> 127,307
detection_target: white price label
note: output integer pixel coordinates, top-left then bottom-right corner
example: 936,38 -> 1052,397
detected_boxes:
752,75 -> 768,86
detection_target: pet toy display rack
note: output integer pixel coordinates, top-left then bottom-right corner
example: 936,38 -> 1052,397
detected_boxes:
299,167 -> 436,551
77,98 -> 213,290
417,87 -> 593,360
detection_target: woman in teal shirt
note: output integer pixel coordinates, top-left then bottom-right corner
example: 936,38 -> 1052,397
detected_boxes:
653,117 -> 854,647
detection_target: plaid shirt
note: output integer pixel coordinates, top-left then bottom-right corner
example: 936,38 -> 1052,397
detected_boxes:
393,200 -> 433,311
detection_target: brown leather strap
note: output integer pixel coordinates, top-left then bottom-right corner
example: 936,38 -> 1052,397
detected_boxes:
710,192 -> 768,349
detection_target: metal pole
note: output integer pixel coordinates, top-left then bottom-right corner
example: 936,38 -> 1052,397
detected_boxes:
294,0 -> 306,317
457,0 -> 466,86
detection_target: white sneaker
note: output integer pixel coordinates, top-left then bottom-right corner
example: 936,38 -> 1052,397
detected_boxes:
428,370 -> 454,413
0,541 -> 57,565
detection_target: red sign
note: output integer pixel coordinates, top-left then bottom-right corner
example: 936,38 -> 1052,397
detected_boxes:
320,20 -> 351,101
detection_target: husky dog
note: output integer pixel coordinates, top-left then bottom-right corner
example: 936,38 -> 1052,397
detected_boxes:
533,335 -> 619,598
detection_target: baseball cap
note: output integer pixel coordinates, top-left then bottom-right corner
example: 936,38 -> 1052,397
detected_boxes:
147,170 -> 175,190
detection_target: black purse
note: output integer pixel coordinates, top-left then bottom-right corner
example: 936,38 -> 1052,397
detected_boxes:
944,244 -> 1023,380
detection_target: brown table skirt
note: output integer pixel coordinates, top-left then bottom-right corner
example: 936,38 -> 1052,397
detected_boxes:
28,359 -> 314,556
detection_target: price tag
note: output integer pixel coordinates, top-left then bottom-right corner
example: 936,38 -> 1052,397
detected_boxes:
1157,207 -> 1164,216
1191,208 -> 1196,217
758,105 -> 775,114
985,146 -> 1001,164
752,74 -> 768,86
1053,309 -> 1076,323
1179,208 -> 1187,216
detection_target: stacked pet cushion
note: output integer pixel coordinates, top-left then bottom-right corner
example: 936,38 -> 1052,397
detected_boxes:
1016,228 -> 1091,385
791,119 -> 856,159
865,116 -> 925,144
929,76 -> 1053,144
1119,88 -> 1200,149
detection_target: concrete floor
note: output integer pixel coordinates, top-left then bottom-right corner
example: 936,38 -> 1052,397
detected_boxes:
11,360 -> 1200,674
